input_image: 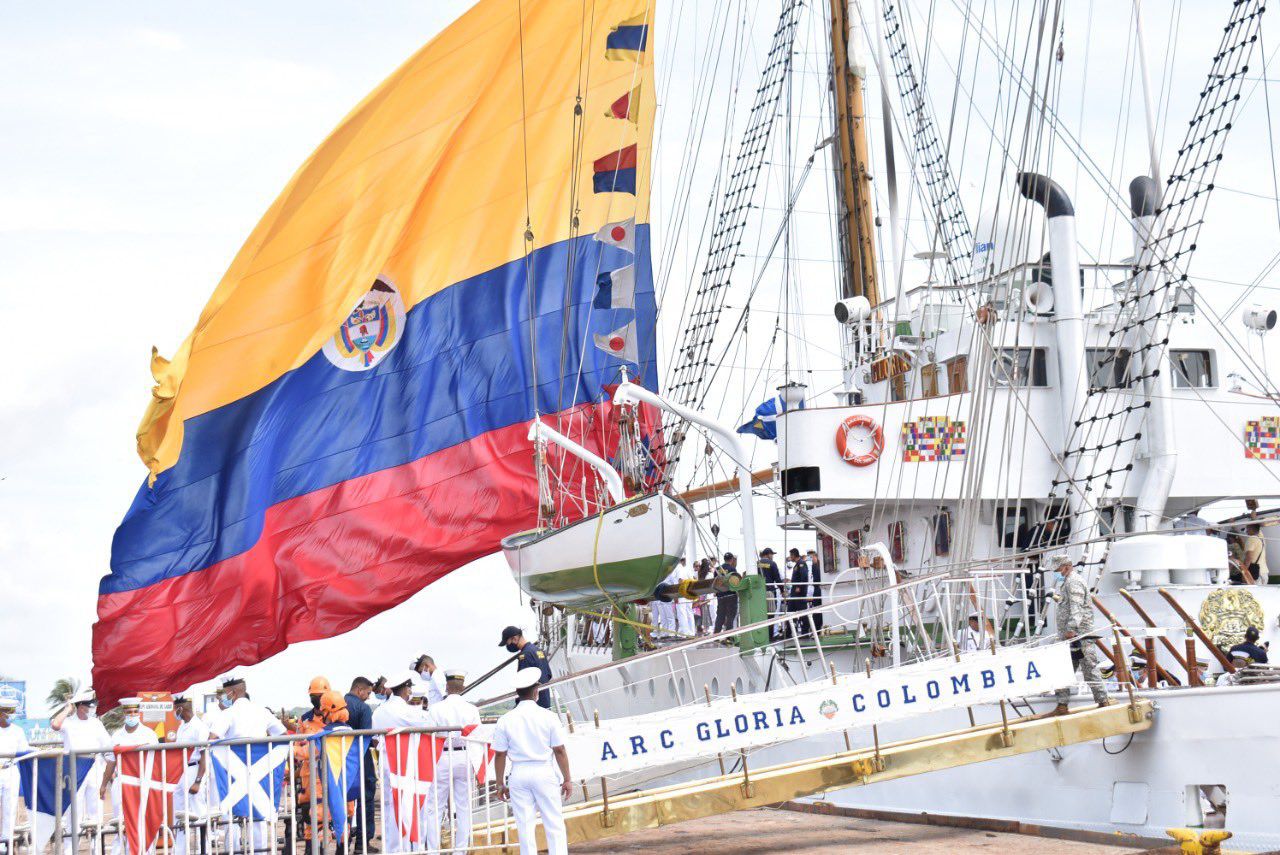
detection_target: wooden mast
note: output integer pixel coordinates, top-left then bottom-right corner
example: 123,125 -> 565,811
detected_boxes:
829,0 -> 879,306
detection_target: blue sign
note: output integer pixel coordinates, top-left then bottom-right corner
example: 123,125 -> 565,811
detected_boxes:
0,681 -> 26,719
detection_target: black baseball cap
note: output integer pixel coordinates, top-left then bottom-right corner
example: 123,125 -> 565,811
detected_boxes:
760,548 -> 775,556
789,547 -> 802,558
499,625 -> 523,646
723,552 -> 735,561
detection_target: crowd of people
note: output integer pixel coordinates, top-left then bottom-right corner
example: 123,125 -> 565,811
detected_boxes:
631,545 -> 828,645
24,625 -> 569,855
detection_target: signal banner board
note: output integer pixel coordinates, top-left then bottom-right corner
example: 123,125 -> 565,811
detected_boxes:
567,643 -> 1075,780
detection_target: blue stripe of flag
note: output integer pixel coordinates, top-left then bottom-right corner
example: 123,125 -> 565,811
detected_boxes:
606,24 -> 648,53
593,168 -> 636,194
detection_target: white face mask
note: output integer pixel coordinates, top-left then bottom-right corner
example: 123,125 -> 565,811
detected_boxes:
124,715 -> 140,728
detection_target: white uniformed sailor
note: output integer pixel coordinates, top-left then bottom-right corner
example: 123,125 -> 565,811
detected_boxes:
958,614 -> 987,653
371,671 -> 428,853
207,672 -> 286,853
51,689 -> 112,827
170,693 -> 212,855
100,698 -> 160,855
0,697 -> 30,843
423,671 -> 481,854
492,667 -> 572,855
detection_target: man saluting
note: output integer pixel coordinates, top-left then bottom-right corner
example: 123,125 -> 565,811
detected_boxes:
499,627 -> 553,709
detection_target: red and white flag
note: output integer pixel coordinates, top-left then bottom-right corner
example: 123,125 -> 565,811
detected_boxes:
461,723 -> 495,786
383,732 -> 445,845
116,746 -> 185,855
593,321 -> 639,365
595,217 -> 635,253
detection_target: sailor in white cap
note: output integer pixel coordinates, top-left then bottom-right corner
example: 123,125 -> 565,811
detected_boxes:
206,672 -> 285,853
100,698 -> 160,855
492,667 -> 572,855
170,693 -> 212,855
371,671 -> 428,853
0,696 -> 31,842
958,613 -> 987,653
51,688 -> 111,825
423,670 -> 482,854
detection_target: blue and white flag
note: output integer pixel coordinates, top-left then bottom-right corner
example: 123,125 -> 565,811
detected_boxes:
19,753 -> 96,849
736,395 -> 804,440
210,742 -> 288,820
593,265 -> 635,310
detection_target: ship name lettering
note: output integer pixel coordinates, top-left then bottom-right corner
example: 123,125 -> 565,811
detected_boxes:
980,669 -> 996,689
951,675 -> 971,694
753,711 -> 770,730
1026,661 -> 1041,680
901,684 -> 918,704
630,735 -> 647,755
789,705 -> 805,725
659,729 -> 674,749
601,741 -> 618,761
876,689 -> 891,708
926,680 -> 941,699
852,693 -> 866,712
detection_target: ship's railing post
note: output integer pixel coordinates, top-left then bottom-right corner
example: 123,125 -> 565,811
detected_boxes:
831,662 -> 852,751
864,659 -> 883,771
594,710 -> 614,828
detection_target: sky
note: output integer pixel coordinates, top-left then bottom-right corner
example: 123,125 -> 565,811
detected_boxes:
2,0 -> 1278,716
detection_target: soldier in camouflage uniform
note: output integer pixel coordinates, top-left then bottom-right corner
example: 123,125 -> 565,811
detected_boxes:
1052,554 -> 1110,713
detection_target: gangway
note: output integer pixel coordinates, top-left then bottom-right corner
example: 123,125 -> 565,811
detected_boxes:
478,698 -> 1154,850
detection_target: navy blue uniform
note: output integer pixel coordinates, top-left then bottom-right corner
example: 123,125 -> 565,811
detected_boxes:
344,692 -> 376,841
1229,641 -> 1269,664
518,641 -> 553,708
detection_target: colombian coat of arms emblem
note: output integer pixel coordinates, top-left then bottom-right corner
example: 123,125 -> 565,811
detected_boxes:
322,277 -> 405,371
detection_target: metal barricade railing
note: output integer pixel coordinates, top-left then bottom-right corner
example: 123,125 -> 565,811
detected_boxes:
1,724 -> 525,855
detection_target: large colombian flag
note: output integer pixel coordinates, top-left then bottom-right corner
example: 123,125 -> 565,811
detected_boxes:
93,0 -> 657,706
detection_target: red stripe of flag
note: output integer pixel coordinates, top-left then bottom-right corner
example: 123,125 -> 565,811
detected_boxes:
593,144 -> 637,174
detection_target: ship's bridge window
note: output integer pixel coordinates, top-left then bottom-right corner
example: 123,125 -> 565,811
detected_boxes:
991,347 -> 1049,387
945,355 -> 969,394
1086,347 -> 1134,389
1171,349 -> 1215,388
994,505 -> 1031,550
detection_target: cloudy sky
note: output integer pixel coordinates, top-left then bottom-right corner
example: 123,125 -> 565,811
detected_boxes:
2,1 -> 1277,715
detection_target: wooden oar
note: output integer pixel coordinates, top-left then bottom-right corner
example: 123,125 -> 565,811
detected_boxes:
1156,588 -> 1236,673
1091,596 -> 1181,686
1116,588 -> 1191,672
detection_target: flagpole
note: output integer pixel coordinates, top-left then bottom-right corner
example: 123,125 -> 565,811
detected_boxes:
60,752 -> 72,854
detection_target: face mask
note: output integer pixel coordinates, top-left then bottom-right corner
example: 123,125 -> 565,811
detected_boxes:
374,693 -> 389,702
219,696 -> 233,710
124,715 -> 140,728
505,643 -> 520,653
1051,571 -> 1065,587
85,704 -> 98,717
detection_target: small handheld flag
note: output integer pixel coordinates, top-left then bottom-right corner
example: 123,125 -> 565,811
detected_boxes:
593,322 -> 639,365
594,217 -> 635,252
737,394 -> 804,441
594,266 -> 636,310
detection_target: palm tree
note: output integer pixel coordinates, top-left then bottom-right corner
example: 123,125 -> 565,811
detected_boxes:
46,677 -> 79,712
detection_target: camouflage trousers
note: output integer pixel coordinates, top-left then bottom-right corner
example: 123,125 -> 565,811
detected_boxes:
1056,640 -> 1108,705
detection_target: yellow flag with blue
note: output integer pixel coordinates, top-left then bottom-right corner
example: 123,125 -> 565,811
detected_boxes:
95,0 -> 658,708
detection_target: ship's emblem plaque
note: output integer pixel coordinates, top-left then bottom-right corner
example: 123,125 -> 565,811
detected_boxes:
1198,588 -> 1265,650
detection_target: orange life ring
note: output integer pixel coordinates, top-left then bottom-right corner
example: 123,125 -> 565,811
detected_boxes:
835,414 -> 884,467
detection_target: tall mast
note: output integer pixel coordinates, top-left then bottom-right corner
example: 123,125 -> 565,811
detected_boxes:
829,0 -> 879,306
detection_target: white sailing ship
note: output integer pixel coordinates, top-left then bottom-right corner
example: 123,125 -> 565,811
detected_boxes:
502,0 -> 1280,850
